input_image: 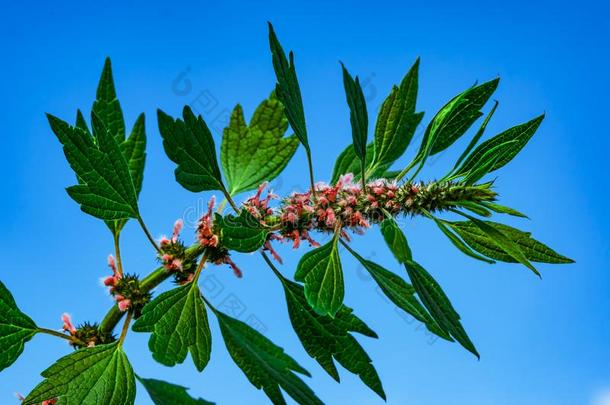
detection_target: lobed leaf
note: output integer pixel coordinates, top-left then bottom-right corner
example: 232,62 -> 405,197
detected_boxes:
294,231 -> 344,317
132,283 -> 212,372
268,23 -> 309,151
221,95 -> 299,195
92,57 -> 125,143
158,106 -> 225,192
24,342 -> 136,405
281,277 -> 385,399
214,308 -> 322,405
0,280 -> 38,372
215,210 -> 270,253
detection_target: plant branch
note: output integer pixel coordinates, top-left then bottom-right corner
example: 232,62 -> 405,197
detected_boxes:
38,327 -> 87,347
137,215 -> 162,254
118,311 -> 133,346
113,231 -> 124,277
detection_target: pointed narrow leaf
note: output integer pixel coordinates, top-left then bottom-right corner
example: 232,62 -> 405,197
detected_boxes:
452,100 -> 499,171
24,342 -> 136,405
0,280 -> 38,372
379,217 -> 412,263
447,221 -> 573,264
268,23 -> 309,151
456,114 -> 544,177
214,309 -> 322,405
92,57 -> 125,142
281,277 -> 385,399
132,283 -> 212,371
370,59 -> 423,171
137,376 -> 214,405
331,143 -> 389,184
341,63 -> 368,164
215,210 -> 270,253
432,218 -> 495,264
480,202 -> 528,218
294,231 -> 344,316
342,245 -> 451,341
220,95 -> 299,195
404,260 -> 479,358
457,213 -> 539,275
158,107 -> 225,192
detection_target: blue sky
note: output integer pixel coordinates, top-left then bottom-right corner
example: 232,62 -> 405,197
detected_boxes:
1,1 -> 609,404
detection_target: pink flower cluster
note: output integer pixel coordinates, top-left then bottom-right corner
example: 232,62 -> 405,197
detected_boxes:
15,393 -> 56,405
61,313 -> 76,335
103,255 -> 130,312
196,196 -> 243,278
160,219 -> 184,272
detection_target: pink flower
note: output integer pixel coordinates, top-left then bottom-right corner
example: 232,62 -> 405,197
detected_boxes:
172,219 -> 183,243
118,299 -> 131,312
61,313 -> 76,335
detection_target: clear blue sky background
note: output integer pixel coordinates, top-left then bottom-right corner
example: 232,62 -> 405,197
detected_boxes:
1,1 -> 608,404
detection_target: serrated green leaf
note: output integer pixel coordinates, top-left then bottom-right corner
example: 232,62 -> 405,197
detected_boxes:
404,260 -> 479,358
49,113 -> 140,220
158,106 -> 225,192
456,213 -> 539,275
281,277 -> 385,399
92,57 -> 125,143
456,114 -> 544,177
215,210 -> 270,253
341,244 -> 451,342
0,280 -> 38,372
214,308 -> 322,405
294,231 -> 344,317
24,342 -> 136,405
137,376 -> 214,405
447,221 -> 573,264
370,59 -> 423,173
341,63 -> 368,166
414,79 -> 498,170
268,23 -> 309,152
379,217 -> 412,263
132,282 -> 211,371
220,95 -> 299,195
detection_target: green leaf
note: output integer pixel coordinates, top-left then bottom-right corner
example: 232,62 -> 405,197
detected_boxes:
109,113 -> 147,235
415,79 -> 499,168
456,213 -> 539,275
137,376 -> 214,405
379,217 -> 412,263
331,143 -> 389,184
132,283 -> 212,372
404,260 -> 479,358
452,100 -> 499,171
447,221 -> 573,264
49,113 -> 140,220
281,277 -> 385,399
342,245 -> 451,341
341,63 -> 368,165
268,23 -> 309,151
158,106 -> 225,192
24,342 -> 136,405
0,280 -> 38,372
214,308 -> 322,405
456,114 -> 544,177
480,202 -> 528,218
430,217 -> 496,264
92,57 -> 125,143
220,95 -> 299,195
370,59 -> 423,172
294,231 -> 344,317
215,210 -> 270,253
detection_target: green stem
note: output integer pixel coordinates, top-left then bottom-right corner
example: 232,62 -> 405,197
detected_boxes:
117,311 -> 133,347
394,158 -> 419,182
137,215 -> 161,254
221,187 -> 240,212
306,150 -> 317,202
113,231 -> 124,277
38,327 -> 87,347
